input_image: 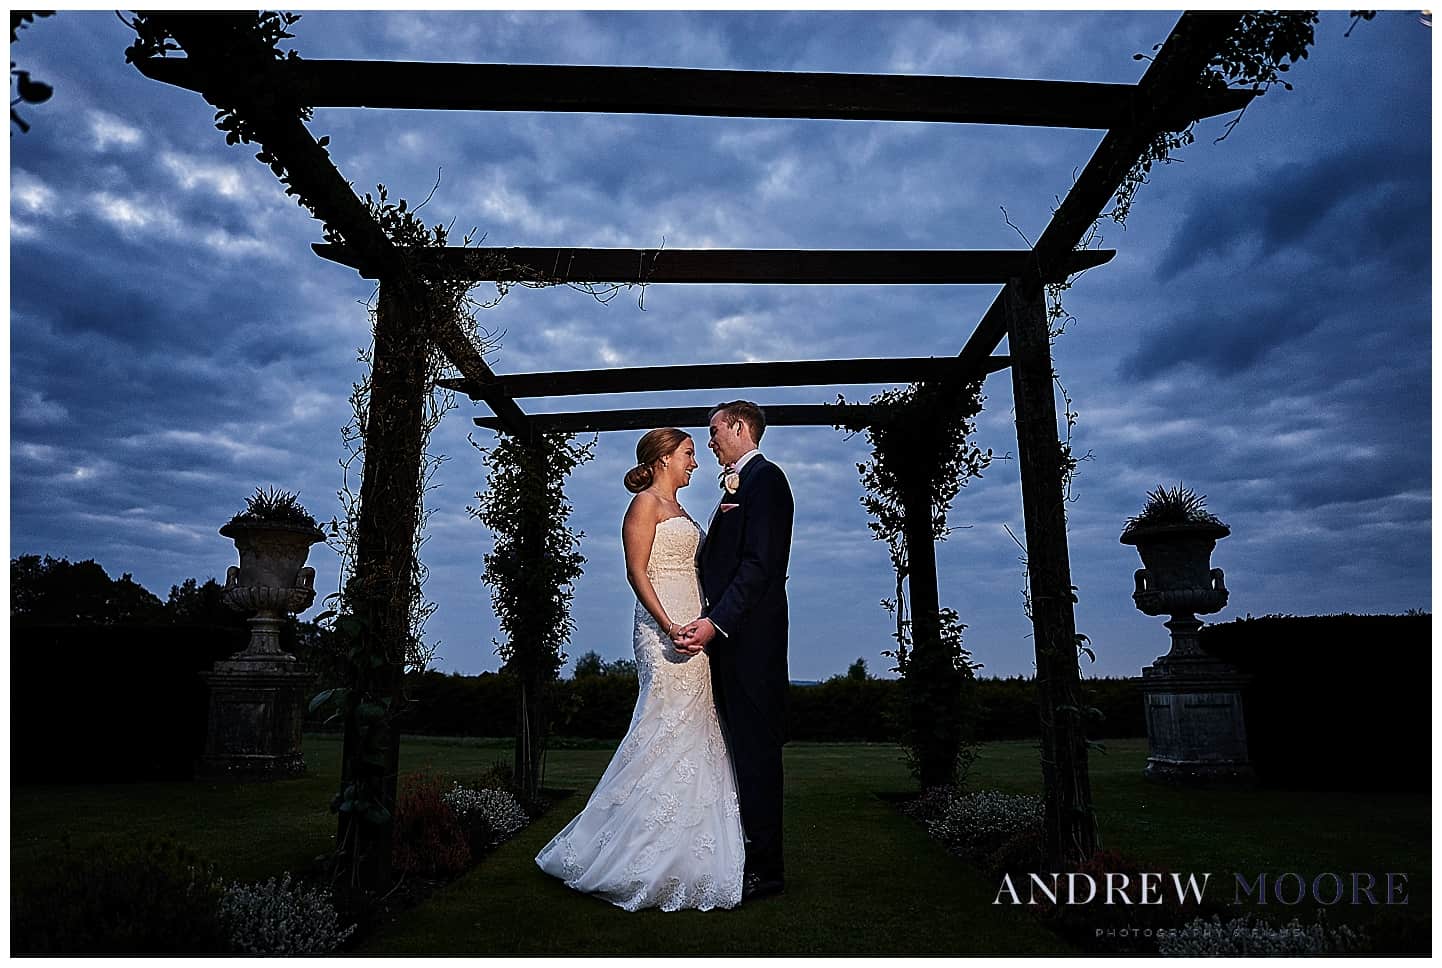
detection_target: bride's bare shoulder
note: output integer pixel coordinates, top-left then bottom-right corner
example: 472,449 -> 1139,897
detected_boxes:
624,491 -> 664,526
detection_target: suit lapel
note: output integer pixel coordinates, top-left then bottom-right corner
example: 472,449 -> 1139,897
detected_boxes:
699,454 -> 766,559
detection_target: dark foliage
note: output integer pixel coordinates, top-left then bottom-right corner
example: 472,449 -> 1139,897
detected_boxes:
470,431 -> 595,797
571,649 -> 638,680
12,623 -> 246,782
1200,613 -> 1429,792
835,380 -> 992,787
10,556 -> 334,782
10,11 -> 55,133
787,664 -> 903,743
226,485 -> 320,530
12,554 -> 167,625
390,770 -> 472,878
974,675 -> 1145,742
982,827 -> 1044,882
11,837 -> 226,955
331,667 -> 1147,744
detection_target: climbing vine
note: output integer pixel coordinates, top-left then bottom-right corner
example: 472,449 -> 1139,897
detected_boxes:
469,430 -> 595,799
835,379 -> 992,786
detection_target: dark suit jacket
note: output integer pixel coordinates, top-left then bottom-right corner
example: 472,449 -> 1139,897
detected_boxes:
696,454 -> 794,742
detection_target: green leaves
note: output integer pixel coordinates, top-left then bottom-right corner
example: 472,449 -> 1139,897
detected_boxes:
469,431 -> 595,680
307,686 -> 348,713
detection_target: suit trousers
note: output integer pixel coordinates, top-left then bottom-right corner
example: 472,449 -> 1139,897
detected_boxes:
712,667 -> 785,881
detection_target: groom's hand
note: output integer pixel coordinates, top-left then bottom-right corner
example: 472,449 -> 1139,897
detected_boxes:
676,618 -> 717,654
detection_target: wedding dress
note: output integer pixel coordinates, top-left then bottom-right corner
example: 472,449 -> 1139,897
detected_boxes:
535,514 -> 745,911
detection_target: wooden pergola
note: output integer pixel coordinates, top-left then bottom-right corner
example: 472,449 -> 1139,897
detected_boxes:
133,11 -> 1252,888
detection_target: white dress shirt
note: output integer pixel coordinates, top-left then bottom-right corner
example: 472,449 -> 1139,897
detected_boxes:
707,449 -> 761,638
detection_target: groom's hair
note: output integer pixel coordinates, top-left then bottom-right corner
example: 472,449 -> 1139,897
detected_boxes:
710,400 -> 766,444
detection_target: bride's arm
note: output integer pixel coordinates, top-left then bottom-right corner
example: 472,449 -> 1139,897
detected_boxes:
622,495 -> 681,639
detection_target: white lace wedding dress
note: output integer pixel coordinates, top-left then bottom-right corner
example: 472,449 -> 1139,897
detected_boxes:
535,514 -> 746,911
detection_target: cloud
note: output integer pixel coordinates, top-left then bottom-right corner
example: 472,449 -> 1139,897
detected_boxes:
87,108 -> 144,151
11,168 -> 56,214
160,151 -> 250,198
1154,143 -> 1430,282
8,10 -> 1430,684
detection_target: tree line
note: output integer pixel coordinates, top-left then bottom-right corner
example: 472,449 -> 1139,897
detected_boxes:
10,555 -> 1146,748
310,654 -> 1146,744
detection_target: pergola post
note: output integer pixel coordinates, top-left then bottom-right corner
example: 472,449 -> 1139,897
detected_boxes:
899,474 -> 964,787
1003,278 -> 1098,868
338,278 -> 431,891
513,440 -> 549,801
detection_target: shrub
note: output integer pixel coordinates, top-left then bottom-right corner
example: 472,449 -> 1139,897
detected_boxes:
1158,912 -> 1367,956
218,873 -> 356,955
1201,613 -> 1429,791
443,783 -> 529,851
11,837 -> 227,954
391,769 -> 472,878
982,827 -> 1044,881
909,789 -> 1044,861
469,758 -> 516,792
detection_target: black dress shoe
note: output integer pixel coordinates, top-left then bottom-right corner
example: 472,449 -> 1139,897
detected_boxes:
742,872 -> 785,901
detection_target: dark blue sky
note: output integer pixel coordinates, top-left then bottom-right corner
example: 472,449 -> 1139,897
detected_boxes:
8,11 -> 1431,681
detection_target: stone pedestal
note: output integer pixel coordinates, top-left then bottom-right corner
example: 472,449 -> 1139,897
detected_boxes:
202,514 -> 325,779
198,661 -> 313,778
199,575 -> 319,778
1140,616 -> 1253,783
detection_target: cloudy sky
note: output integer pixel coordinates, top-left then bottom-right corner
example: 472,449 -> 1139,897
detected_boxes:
8,10 -> 1431,683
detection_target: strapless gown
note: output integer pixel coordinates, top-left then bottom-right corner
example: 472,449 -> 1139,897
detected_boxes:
535,515 -> 745,911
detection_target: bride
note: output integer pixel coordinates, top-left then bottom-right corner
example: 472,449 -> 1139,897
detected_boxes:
535,427 -> 745,911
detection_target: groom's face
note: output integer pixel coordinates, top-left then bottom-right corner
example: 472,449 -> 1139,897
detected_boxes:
707,413 -> 748,466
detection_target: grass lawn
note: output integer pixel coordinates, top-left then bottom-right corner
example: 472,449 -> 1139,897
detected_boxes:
11,735 -> 1429,955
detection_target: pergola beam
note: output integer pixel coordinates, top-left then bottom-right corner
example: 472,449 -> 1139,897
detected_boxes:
136,58 -> 1255,129
138,14 -> 531,440
958,12 -> 1249,371
313,245 -> 1114,285
474,404 -> 873,434
439,355 -> 1010,399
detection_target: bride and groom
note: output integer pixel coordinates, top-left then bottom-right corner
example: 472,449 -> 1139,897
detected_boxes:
535,400 -> 793,911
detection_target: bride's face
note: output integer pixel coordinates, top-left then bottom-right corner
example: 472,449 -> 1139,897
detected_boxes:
665,438 -> 699,489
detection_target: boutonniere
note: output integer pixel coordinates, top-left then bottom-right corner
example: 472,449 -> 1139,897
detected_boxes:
719,465 -> 740,494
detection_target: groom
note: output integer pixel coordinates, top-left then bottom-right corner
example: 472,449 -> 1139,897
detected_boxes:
677,400 -> 794,902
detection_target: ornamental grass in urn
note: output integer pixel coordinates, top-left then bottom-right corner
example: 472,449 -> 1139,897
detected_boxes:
220,487 -> 324,602
1120,484 -> 1229,618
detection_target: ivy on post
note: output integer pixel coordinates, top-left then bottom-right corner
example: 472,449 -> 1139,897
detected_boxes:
471,430 -> 594,801
1002,277 -> 1098,869
332,276 -> 433,895
838,379 -> 991,788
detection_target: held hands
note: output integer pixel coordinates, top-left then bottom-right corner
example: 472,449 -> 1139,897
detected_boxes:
670,618 -> 717,655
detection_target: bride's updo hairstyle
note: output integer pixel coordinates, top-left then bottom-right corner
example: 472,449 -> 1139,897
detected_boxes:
624,427 -> 690,493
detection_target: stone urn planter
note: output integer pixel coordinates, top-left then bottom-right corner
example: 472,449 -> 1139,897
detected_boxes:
218,516 -> 325,669
1122,518 -> 1230,630
1121,485 -> 1251,784
200,488 -> 326,779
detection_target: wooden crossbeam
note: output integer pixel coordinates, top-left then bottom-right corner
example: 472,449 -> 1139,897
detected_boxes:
438,355 -> 1010,399
312,245 -> 1115,284
136,58 -> 1255,129
957,12 -> 1247,372
474,404 -> 875,434
137,14 -> 532,439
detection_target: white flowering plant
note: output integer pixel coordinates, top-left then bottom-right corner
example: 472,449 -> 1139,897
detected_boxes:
442,782 -> 529,848
908,788 -> 1044,861
217,873 -> 356,956
1158,912 -> 1367,957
